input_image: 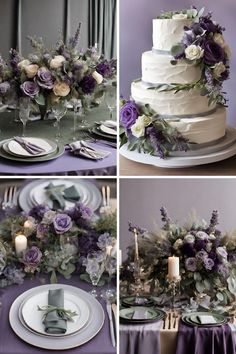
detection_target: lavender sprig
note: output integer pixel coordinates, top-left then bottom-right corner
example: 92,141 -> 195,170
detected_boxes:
128,221 -> 147,237
69,23 -> 82,49
160,207 -> 171,230
208,210 -> 219,233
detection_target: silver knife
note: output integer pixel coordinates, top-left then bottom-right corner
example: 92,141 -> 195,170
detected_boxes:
106,302 -> 116,347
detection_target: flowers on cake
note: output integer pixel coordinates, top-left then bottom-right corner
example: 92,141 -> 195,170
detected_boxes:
124,209 -> 236,305
170,9 -> 230,106
120,99 -> 189,159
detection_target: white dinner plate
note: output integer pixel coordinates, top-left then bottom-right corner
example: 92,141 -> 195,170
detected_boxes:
21,290 -> 90,337
18,179 -> 102,212
7,138 -> 57,157
100,124 -> 117,136
9,284 -> 105,350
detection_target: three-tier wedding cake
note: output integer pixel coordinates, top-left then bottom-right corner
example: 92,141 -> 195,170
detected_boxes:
120,8 -> 235,164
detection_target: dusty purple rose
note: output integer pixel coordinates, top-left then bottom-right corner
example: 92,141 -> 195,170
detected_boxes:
37,68 -> 54,89
23,246 -> 42,267
120,101 -> 139,129
96,61 -> 113,78
196,231 -> 209,240
20,81 -> 39,98
79,74 -> 97,94
200,17 -> 218,33
185,257 -> 197,272
0,81 -> 10,95
203,257 -> 215,270
53,213 -> 72,234
217,263 -> 229,277
196,250 -> 208,261
202,40 -> 225,65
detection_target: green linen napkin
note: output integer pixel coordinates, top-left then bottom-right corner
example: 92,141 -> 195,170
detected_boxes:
43,289 -> 67,334
45,183 -> 80,210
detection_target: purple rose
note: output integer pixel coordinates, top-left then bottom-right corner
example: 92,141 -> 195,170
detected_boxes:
0,81 -> 10,95
195,239 -> 207,251
200,17 -> 218,33
20,81 -> 39,98
120,101 -> 139,129
185,257 -> 197,272
37,68 -> 54,89
96,61 -> 113,78
79,74 -> 97,94
202,40 -> 225,65
217,263 -> 229,277
23,246 -> 42,267
196,231 -> 209,240
216,246 -> 228,259
53,213 -> 72,234
196,250 -> 208,261
203,257 -> 215,270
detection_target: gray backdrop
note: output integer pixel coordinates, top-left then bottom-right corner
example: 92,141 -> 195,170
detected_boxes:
120,178 -> 236,256
0,0 -> 116,59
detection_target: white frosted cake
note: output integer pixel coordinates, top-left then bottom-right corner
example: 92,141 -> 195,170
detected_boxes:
120,8 -> 231,158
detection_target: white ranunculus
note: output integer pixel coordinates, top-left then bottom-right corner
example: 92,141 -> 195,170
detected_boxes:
184,234 -> 195,243
131,120 -> 145,138
213,33 -> 226,48
138,115 -> 152,127
24,64 -> 39,78
172,13 -> 188,20
173,239 -> 183,250
18,59 -> 31,69
50,55 -> 66,69
185,45 -> 204,60
213,62 -> 226,78
92,71 -> 103,85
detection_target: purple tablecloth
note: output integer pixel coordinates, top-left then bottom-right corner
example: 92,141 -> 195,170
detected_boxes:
0,276 -> 115,354
176,321 -> 236,354
0,142 -> 116,176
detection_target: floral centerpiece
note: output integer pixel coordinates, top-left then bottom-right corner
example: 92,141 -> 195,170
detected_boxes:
124,208 -> 236,305
0,202 -> 116,287
0,24 -> 116,117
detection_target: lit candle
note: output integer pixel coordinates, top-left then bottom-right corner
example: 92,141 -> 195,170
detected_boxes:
15,235 -> 27,256
119,249 -> 122,266
168,255 -> 179,280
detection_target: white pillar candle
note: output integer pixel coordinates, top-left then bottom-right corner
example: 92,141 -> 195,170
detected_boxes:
15,235 -> 27,256
119,249 -> 122,266
168,256 -> 180,280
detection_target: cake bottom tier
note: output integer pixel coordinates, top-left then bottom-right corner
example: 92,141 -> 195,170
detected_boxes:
167,107 -> 226,144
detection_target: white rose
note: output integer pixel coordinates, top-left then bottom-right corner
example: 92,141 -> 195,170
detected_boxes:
213,33 -> 226,48
18,59 -> 31,69
224,44 -> 231,59
92,71 -> 103,84
185,45 -> 204,60
213,62 -> 226,78
138,115 -> 152,127
184,234 -> 195,243
50,55 -> 66,69
131,120 -> 145,138
172,13 -> 188,20
24,64 -> 39,78
173,239 -> 183,250
53,82 -> 70,97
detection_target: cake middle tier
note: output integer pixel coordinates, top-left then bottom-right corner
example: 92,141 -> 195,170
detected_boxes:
131,80 -> 215,116
142,51 -> 201,84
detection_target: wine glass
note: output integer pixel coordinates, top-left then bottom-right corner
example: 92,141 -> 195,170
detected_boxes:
105,86 -> 116,120
19,97 -> 30,136
86,251 -> 105,297
70,98 -> 82,141
51,101 -> 67,141
104,254 -> 116,300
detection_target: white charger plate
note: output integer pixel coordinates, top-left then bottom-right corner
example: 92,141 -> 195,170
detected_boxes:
7,138 -> 57,157
100,124 -> 116,136
21,290 -> 90,337
9,284 -> 105,350
18,179 -> 102,212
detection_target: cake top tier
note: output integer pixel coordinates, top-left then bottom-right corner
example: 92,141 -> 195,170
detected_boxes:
153,18 -> 192,51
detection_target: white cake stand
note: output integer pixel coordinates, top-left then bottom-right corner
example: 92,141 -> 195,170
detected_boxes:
120,127 -> 236,169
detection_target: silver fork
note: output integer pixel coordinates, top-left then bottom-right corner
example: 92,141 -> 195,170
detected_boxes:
2,186 -> 18,210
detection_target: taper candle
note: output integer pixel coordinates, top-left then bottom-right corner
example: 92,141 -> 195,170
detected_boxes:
119,249 -> 122,266
134,228 -> 139,260
15,235 -> 27,256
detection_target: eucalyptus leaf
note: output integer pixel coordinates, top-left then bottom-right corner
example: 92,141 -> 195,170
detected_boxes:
196,281 -> 205,293
194,272 -> 202,282
50,270 -> 58,284
171,44 -> 185,57
227,274 -> 236,294
35,93 -> 45,106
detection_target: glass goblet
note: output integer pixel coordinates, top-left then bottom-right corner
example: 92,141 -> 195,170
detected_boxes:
86,251 -> 105,297
51,101 -> 67,142
70,98 -> 82,141
19,97 -> 31,136
104,256 -> 116,300
105,86 -> 116,120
